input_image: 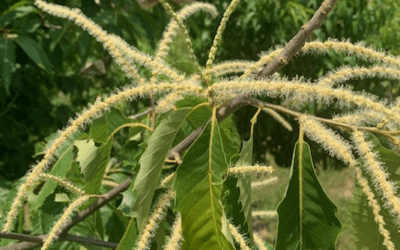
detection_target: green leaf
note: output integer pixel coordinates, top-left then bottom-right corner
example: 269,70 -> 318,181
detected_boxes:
0,39 -> 16,94
89,107 -> 144,143
14,35 -> 52,73
116,217 -> 138,250
75,139 -> 112,194
33,147 -> 74,210
174,120 -> 235,250
132,108 -> 193,231
352,133 -> 400,250
276,140 -> 341,250
117,181 -> 136,217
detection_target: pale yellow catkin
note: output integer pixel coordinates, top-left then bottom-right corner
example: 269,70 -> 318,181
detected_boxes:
163,215 -> 182,250
156,91 -> 184,113
253,233 -> 268,250
206,60 -> 252,77
298,115 -> 356,166
353,130 -> 400,225
3,83 -> 202,232
156,2 -> 218,61
135,191 -> 175,250
333,110 -> 386,126
205,0 -> 241,70
251,177 -> 278,189
318,66 -> 400,87
252,211 -> 277,219
229,165 -> 274,176
354,167 -> 395,250
41,196 -> 89,250
159,172 -> 176,188
209,80 -> 400,124
35,0 -> 185,83
228,223 -> 251,250
263,108 -> 293,131
39,173 -> 85,196
241,40 -> 400,78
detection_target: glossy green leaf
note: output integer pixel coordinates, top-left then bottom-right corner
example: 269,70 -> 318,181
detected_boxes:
33,147 -> 74,210
14,35 -> 52,73
75,139 -> 112,194
276,140 -> 341,250
116,217 -> 138,250
352,133 -> 400,250
0,39 -> 16,94
174,120 -> 235,250
132,108 -> 193,231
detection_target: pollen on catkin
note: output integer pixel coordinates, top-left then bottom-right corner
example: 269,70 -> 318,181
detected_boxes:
159,172 -> 177,188
156,2 -> 218,61
352,130 -> 400,225
3,83 -> 202,232
41,195 -> 90,250
229,165 -> 274,176
35,0 -> 185,83
39,173 -> 85,196
317,66 -> 400,87
298,115 -> 356,166
206,60 -> 252,77
135,191 -> 175,250
156,91 -> 185,113
228,222 -> 251,250
253,233 -> 268,250
354,167 -> 395,250
262,108 -> 293,131
333,110 -> 386,126
163,215 -> 182,250
205,0 -> 241,70
208,80 -> 400,124
252,211 -> 277,219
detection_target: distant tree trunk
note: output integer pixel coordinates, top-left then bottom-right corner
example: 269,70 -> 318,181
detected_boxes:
136,0 -> 193,8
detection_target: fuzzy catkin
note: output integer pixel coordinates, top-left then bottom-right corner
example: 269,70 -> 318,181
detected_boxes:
2,83 -> 202,232
353,130 -> 400,225
136,191 -> 175,250
41,196 -> 89,250
228,223 -> 251,250
299,115 -> 356,166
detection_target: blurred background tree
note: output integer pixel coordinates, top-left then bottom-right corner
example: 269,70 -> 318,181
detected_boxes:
1,0 -> 399,181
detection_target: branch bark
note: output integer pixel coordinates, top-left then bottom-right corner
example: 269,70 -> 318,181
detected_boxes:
257,0 -> 339,78
0,233 -> 118,250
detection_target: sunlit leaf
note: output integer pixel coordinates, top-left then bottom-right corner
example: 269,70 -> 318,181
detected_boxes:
352,133 -> 400,250
75,139 -> 112,194
132,108 -> 193,231
276,140 -> 341,250
175,120 -> 235,250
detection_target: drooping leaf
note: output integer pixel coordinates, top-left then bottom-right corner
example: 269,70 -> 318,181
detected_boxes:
0,39 -> 16,94
14,35 -> 52,73
33,147 -> 74,209
117,181 -> 136,217
275,140 -> 341,250
116,217 -> 138,250
352,133 -> 400,250
174,120 -> 235,250
223,138 -> 254,248
132,108 -> 193,231
75,139 -> 112,194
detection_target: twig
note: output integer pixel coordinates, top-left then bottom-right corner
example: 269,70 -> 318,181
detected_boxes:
257,0 -> 339,78
0,233 -> 118,249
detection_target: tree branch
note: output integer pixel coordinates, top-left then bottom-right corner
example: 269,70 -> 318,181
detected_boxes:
258,0 -> 339,78
0,233 -> 118,250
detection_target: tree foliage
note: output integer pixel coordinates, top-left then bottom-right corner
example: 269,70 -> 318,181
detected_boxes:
1,0 -> 400,250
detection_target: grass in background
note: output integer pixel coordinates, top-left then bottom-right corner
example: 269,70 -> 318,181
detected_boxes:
252,166 -> 356,250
